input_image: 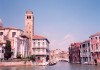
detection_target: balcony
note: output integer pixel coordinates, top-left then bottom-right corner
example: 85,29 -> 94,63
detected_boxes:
32,51 -> 49,55
32,46 -> 47,49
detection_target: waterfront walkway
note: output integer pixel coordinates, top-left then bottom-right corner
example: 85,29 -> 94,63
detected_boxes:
0,62 -> 100,70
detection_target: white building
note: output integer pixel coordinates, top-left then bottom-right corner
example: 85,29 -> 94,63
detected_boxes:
13,35 -> 29,58
0,33 -> 6,60
0,41 -> 5,60
32,35 -> 50,65
80,40 -> 91,64
0,26 -> 30,59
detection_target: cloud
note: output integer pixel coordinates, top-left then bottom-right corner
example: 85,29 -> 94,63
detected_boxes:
50,34 -> 76,51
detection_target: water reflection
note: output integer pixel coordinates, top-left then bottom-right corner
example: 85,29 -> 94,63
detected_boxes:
0,62 -> 100,70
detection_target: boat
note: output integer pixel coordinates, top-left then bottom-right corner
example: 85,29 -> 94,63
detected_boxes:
49,61 -> 57,66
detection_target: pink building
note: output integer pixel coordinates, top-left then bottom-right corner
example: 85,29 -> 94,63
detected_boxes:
90,32 -> 100,63
69,43 -> 81,63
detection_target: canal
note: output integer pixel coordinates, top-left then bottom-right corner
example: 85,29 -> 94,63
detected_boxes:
0,62 -> 100,70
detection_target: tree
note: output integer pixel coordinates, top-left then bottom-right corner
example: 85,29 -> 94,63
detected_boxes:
4,40 -> 13,60
29,55 -> 35,61
17,53 -> 22,59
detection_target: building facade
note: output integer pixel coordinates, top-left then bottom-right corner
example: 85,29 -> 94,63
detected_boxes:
59,51 -> 69,62
89,32 -> 100,63
49,49 -> 61,62
0,27 -> 23,58
13,35 -> 29,58
80,40 -> 91,64
0,35 -> 5,60
69,43 -> 81,63
32,35 -> 50,65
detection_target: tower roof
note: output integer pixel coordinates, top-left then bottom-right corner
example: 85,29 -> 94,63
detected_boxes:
26,10 -> 33,14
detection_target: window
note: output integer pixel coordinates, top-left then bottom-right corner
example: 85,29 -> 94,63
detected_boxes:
91,44 -> 93,50
33,49 -> 35,52
96,44 -> 98,50
2,50 -> 4,53
33,42 -> 35,46
0,32 -> 3,36
82,44 -> 85,48
12,32 -> 16,37
38,42 -> 40,47
88,43 -> 90,46
38,49 -> 40,52
27,16 -> 31,19
43,42 -> 44,46
42,49 -> 45,52
95,37 -> 97,39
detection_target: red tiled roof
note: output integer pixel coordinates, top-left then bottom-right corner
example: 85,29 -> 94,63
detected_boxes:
0,27 -> 23,32
33,35 -> 50,43
82,40 -> 90,43
71,42 -> 80,48
33,35 -> 46,39
90,32 -> 100,38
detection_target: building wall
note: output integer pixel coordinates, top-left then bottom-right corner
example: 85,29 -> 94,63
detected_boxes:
13,36 -> 29,58
32,39 -> 49,64
90,34 -> 100,63
0,45 -> 4,59
32,39 -> 49,55
69,43 -> 80,63
49,49 -> 61,62
0,28 -> 24,49
59,51 -> 69,61
80,40 -> 91,64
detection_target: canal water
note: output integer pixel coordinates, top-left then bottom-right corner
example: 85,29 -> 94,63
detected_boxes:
0,62 -> 100,70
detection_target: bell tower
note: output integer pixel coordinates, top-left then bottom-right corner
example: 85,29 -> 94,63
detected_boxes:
25,10 -> 34,55
25,10 -> 34,37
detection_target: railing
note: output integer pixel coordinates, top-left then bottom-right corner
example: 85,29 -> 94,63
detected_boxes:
32,52 -> 49,55
32,46 -> 47,49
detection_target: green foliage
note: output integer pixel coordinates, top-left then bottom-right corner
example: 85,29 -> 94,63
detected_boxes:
29,55 -> 35,61
17,54 -> 22,59
4,40 -> 12,60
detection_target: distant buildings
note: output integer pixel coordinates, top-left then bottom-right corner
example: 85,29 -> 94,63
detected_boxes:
49,49 -> 60,62
69,32 -> 100,64
59,51 -> 69,61
49,49 -> 69,62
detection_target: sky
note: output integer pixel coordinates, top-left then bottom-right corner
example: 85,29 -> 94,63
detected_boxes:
0,0 -> 100,51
